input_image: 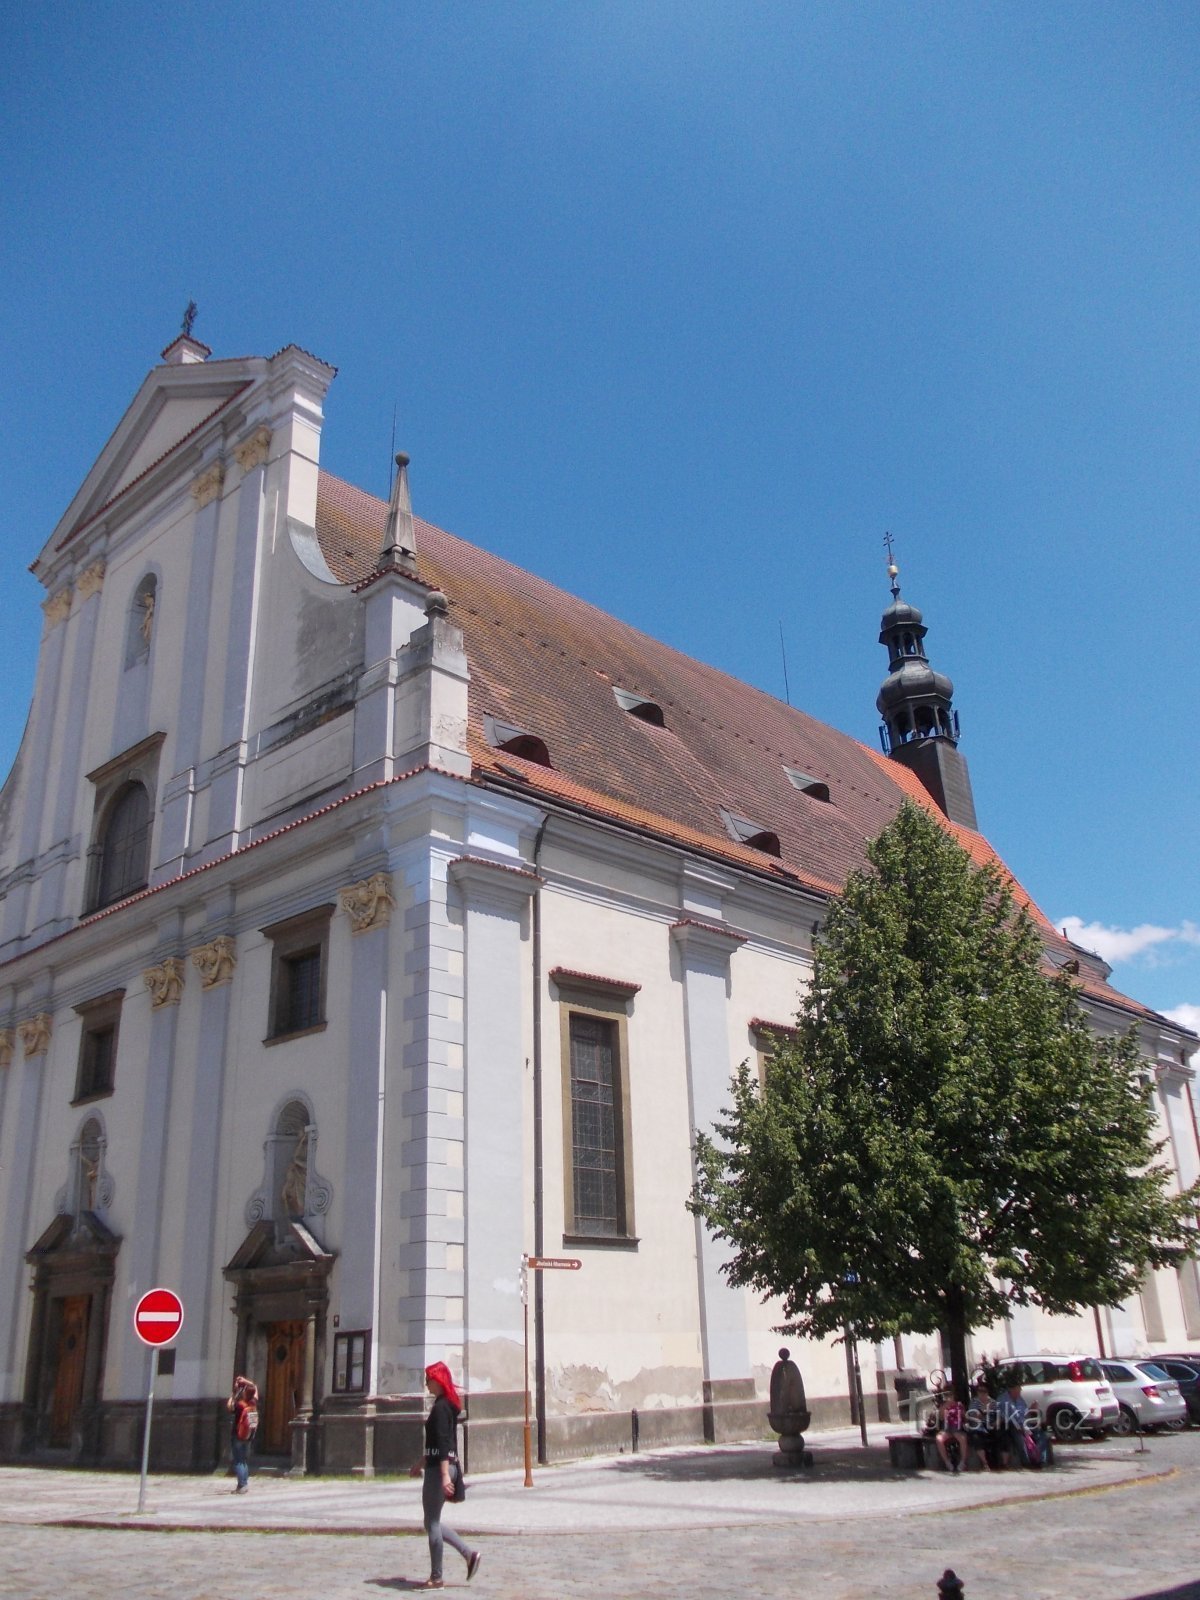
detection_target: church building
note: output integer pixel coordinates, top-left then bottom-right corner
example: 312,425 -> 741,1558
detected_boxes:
0,333 -> 1195,1473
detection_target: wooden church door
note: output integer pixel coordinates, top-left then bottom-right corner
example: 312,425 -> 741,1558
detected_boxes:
49,1295 -> 91,1447
263,1320 -> 305,1453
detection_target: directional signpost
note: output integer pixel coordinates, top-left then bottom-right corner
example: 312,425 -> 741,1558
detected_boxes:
133,1288 -> 184,1513
521,1254 -> 581,1486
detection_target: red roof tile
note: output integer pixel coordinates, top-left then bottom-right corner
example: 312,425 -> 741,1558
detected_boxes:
313,471 -> 1168,1029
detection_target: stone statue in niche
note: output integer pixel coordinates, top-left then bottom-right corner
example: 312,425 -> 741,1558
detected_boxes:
280,1126 -> 311,1217
767,1347 -> 813,1468
139,586 -> 156,644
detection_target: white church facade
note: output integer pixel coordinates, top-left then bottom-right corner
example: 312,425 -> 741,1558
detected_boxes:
0,332 -> 1195,1473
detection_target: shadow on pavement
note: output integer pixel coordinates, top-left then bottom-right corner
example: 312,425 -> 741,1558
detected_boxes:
1124,1586 -> 1200,1600
605,1443 -> 1098,1485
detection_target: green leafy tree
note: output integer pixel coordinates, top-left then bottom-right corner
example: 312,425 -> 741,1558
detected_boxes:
690,802 -> 1197,1404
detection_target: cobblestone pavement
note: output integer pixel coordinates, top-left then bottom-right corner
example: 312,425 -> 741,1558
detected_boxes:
3,1429 -> 1200,1599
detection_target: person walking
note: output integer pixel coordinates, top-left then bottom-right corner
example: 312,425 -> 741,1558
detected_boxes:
410,1361 -> 482,1589
227,1374 -> 259,1494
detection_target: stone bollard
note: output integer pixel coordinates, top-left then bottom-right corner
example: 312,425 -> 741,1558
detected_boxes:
936,1570 -> 964,1599
767,1347 -> 813,1468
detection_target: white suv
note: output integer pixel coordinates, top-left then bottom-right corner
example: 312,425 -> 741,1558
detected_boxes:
990,1356 -> 1120,1439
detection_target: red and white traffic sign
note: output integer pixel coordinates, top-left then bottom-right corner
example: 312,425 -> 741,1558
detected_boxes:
133,1287 -> 185,1347
526,1256 -> 581,1271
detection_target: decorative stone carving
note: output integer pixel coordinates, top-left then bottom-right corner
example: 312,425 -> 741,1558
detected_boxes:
245,1101 -> 333,1228
340,871 -> 396,933
18,1013 -> 52,1058
0,1029 -> 13,1067
234,425 -> 272,473
76,560 -> 106,600
42,588 -> 73,627
191,461 -> 225,508
767,1347 -> 813,1469
143,957 -> 185,1009
190,934 -> 237,989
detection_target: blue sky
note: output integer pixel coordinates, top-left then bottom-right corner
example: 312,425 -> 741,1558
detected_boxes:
1,2 -> 1196,1031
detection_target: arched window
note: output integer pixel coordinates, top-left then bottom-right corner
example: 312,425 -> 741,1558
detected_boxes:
95,782 -> 151,908
125,574 -> 157,668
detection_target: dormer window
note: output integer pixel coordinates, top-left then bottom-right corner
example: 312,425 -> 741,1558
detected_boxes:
484,714 -> 552,768
720,808 -> 782,857
783,768 -> 831,803
612,687 -> 665,727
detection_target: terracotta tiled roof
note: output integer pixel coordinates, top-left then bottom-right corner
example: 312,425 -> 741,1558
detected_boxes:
315,473 -> 1168,1029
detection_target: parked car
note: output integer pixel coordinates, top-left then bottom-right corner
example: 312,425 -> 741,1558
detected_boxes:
989,1356 -> 1119,1440
1151,1356 -> 1200,1425
1098,1360 -> 1187,1434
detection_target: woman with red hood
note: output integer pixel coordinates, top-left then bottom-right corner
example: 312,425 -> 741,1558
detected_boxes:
409,1361 -> 481,1588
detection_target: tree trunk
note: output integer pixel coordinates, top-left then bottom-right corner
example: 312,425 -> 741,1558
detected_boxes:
944,1285 -> 970,1402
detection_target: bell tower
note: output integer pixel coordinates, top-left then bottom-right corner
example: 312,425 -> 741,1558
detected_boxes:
876,544 -> 978,829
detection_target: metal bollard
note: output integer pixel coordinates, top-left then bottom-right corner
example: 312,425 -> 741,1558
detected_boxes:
631,1408 -> 639,1454
937,1570 -> 964,1599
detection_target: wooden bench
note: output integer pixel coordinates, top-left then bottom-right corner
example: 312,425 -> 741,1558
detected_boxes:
887,1431 -> 1054,1471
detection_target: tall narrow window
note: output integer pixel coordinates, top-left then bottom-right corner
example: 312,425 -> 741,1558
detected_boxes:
554,971 -> 638,1246
569,1014 -> 621,1235
95,782 -> 151,908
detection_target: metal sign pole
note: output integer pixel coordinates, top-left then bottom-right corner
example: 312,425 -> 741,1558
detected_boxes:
521,1256 -> 533,1487
136,1348 -> 156,1514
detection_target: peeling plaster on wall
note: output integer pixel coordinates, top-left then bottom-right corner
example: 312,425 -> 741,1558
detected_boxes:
548,1362 -> 705,1413
465,1336 -> 525,1393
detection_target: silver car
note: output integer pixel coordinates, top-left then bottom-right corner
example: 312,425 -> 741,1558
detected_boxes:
1099,1360 -> 1188,1434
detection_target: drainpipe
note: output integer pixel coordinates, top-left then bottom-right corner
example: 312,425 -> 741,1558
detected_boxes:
532,815 -> 549,1463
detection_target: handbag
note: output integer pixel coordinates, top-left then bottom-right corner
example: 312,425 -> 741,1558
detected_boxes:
451,1459 -> 467,1503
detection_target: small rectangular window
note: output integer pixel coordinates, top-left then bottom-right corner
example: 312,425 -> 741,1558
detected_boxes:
73,991 -> 124,1103
332,1330 -> 369,1393
263,906 -> 333,1042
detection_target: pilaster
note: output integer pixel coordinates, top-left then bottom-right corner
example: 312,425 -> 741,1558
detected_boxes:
671,917 -> 752,1433
448,857 -> 539,1398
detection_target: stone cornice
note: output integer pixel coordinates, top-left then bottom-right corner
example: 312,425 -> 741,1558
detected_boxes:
448,855 -> 541,910
669,917 -> 748,966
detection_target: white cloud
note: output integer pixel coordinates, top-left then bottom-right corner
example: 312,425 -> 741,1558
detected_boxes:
1058,916 -> 1200,966
1162,1004 -> 1200,1040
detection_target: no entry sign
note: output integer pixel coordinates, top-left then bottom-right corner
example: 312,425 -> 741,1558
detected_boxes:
133,1287 -> 184,1348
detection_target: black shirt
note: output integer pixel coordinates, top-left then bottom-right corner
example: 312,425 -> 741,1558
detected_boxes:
424,1394 -> 459,1460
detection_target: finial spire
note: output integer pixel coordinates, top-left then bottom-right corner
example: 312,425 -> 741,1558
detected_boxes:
181,300 -> 198,338
379,451 -> 418,574
883,531 -> 900,598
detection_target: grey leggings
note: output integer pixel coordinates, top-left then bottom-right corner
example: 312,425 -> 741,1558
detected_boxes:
422,1464 -> 472,1579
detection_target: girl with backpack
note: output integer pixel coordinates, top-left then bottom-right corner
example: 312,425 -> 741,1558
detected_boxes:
227,1374 -> 259,1494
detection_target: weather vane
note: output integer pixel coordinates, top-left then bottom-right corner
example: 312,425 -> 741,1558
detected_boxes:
883,531 -> 900,597
181,300 -> 198,338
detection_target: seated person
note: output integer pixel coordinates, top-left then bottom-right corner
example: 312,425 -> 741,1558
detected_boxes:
994,1383 -> 1028,1469
934,1389 -> 968,1474
965,1379 -> 1001,1470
